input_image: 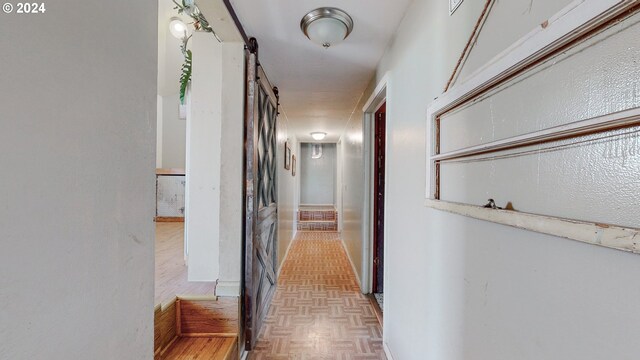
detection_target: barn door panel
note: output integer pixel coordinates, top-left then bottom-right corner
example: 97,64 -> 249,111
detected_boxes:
243,44 -> 279,350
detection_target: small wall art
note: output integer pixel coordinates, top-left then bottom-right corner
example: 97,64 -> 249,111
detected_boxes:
291,154 -> 296,176
284,141 -> 292,170
450,0 -> 464,15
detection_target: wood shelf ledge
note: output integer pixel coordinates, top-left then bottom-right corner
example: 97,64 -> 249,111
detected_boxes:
425,199 -> 640,254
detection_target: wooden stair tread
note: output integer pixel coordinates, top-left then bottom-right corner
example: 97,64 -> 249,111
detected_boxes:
161,336 -> 237,360
297,220 -> 337,223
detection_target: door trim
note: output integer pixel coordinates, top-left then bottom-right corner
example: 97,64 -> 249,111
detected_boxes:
372,103 -> 386,294
361,73 -> 388,295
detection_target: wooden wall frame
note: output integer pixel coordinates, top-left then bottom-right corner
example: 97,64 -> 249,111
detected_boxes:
425,0 -> 640,254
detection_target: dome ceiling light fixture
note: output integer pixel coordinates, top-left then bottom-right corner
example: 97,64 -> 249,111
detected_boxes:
310,132 -> 327,141
300,7 -> 354,49
169,17 -> 188,39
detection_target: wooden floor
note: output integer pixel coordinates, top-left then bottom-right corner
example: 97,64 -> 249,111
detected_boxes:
155,223 -> 216,307
250,232 -> 386,359
161,337 -> 237,360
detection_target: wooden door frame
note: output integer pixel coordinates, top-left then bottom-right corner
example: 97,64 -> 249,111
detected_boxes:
372,103 -> 386,294
361,73 -> 388,295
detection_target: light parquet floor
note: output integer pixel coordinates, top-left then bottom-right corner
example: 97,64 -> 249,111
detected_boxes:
250,232 -> 386,360
155,222 -> 215,307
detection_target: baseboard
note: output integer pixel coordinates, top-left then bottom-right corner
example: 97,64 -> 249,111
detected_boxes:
155,216 -> 185,222
278,231 -> 297,277
365,293 -> 383,326
340,238 -> 362,289
383,342 -> 395,360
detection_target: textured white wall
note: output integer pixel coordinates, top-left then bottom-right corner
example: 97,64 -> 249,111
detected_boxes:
160,93 -> 186,169
217,42 -> 245,295
0,0 -> 157,358
339,79 -> 372,283
182,37 -> 244,295
340,0 -> 640,359
185,32 -> 222,281
157,0 -> 188,169
440,15 -> 640,228
300,143 -> 336,205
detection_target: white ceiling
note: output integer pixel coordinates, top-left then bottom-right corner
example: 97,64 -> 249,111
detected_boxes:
229,0 -> 412,142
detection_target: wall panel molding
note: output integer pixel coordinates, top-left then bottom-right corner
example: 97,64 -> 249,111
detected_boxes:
425,0 -> 640,252
425,199 -> 640,254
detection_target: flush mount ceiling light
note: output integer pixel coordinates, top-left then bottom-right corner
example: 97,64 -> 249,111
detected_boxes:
169,17 -> 188,39
310,132 -> 327,141
300,7 -> 354,48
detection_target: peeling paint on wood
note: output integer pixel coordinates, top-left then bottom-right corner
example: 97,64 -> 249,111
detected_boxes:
425,199 -> 640,254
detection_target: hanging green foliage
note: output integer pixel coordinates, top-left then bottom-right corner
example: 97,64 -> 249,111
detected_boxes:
180,49 -> 192,105
172,0 -> 217,104
172,0 -> 213,33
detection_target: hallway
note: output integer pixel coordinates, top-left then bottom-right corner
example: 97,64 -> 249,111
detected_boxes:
250,232 -> 385,359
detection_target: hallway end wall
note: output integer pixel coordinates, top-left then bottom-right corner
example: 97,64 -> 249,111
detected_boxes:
0,0 -> 157,358
363,1 -> 640,359
300,143 -> 337,205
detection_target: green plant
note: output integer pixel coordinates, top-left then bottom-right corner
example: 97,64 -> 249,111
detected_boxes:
172,1 -> 217,104
180,48 -> 192,105
172,0 -> 213,33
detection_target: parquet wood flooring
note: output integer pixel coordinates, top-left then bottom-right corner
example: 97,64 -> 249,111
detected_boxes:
249,232 -> 386,359
160,337 -> 237,359
155,223 -> 216,307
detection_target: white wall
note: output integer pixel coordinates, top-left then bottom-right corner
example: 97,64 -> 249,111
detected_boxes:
340,0 -> 640,359
157,0 -> 188,169
277,118 -> 298,269
217,42 -> 245,296
0,0 -> 157,358
160,93 -> 186,169
300,143 -> 336,205
340,78 -> 372,283
185,34 -> 245,288
185,32 -> 223,281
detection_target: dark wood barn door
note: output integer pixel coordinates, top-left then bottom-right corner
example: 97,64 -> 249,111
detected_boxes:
243,47 -> 279,350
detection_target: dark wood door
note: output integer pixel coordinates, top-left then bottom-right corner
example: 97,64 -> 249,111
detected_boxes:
243,48 -> 279,350
373,103 -> 386,294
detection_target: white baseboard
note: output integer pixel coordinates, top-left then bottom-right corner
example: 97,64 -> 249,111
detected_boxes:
383,342 -> 395,360
278,230 -> 297,277
340,238 -> 362,290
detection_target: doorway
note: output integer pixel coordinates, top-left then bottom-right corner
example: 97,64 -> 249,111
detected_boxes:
372,102 -> 386,312
297,142 -> 338,232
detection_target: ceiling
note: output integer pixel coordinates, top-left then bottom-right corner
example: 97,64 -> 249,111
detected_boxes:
229,0 -> 412,142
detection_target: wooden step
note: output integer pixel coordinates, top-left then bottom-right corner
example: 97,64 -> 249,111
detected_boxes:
297,207 -> 338,231
298,209 -> 337,221
297,221 -> 338,231
161,336 -> 237,360
154,296 -> 239,360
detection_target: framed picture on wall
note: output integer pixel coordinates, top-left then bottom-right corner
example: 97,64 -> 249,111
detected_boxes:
291,155 -> 296,176
284,142 -> 292,170
450,0 -> 463,15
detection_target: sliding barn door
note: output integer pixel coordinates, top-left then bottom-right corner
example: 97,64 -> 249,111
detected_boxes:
243,47 -> 279,350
